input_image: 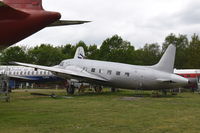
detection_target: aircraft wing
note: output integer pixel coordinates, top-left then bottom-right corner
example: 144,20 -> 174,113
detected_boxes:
11,62 -> 108,83
48,20 -> 91,27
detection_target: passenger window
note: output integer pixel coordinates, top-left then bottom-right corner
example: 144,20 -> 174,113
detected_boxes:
125,72 -> 130,77
107,70 -> 112,75
99,69 -> 103,74
91,68 -> 95,72
116,71 -> 120,76
20,71 -> 23,75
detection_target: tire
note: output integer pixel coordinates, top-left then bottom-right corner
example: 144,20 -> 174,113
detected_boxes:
111,88 -> 116,92
67,85 -> 75,95
94,86 -> 102,93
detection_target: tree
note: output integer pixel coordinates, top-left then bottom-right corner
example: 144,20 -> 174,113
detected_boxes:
162,33 -> 189,68
60,44 -> 74,59
87,45 -> 100,60
99,35 -> 135,64
134,43 -> 161,65
28,44 -> 64,66
0,46 -> 28,65
186,34 -> 200,68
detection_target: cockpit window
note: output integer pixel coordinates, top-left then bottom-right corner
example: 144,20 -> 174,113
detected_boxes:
59,62 -> 64,66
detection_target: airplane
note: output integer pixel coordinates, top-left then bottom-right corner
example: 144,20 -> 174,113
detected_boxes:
174,69 -> 200,89
11,44 -> 189,95
0,49 -> 87,89
0,0 -> 90,49
0,65 -> 61,82
0,65 -> 64,89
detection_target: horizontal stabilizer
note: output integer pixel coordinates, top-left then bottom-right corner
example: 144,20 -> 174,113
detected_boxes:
48,20 -> 91,27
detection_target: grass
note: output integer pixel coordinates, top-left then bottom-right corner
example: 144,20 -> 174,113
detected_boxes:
0,89 -> 200,133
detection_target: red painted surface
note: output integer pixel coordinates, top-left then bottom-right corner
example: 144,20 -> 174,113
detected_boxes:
176,73 -> 200,88
177,73 -> 200,78
0,0 -> 61,49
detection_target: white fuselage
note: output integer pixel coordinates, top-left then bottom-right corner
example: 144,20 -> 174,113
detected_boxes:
55,59 -> 188,90
0,66 -> 60,81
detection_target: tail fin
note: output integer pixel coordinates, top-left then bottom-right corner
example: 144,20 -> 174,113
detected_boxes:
74,47 -> 86,59
3,0 -> 43,10
151,44 -> 176,73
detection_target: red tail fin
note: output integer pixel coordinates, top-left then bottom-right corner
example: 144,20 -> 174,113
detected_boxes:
3,0 -> 43,10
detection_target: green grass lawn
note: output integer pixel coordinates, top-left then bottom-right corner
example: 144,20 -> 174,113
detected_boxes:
0,89 -> 200,133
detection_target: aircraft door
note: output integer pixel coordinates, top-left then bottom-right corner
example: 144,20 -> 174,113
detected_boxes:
135,70 -> 144,89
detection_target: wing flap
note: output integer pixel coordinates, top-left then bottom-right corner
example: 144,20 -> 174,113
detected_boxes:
11,62 -> 108,82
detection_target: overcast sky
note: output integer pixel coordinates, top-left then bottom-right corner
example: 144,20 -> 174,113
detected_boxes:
16,0 -> 200,48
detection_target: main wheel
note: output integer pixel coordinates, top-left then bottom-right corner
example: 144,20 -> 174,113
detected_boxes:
67,85 -> 75,95
162,89 -> 167,95
94,86 -> 102,93
111,88 -> 116,92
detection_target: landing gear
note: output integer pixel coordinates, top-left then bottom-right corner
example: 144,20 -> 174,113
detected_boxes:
94,86 -> 102,93
111,87 -> 116,92
67,85 -> 75,95
162,89 -> 167,95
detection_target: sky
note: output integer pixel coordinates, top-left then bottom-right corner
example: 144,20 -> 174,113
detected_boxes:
16,0 -> 200,49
